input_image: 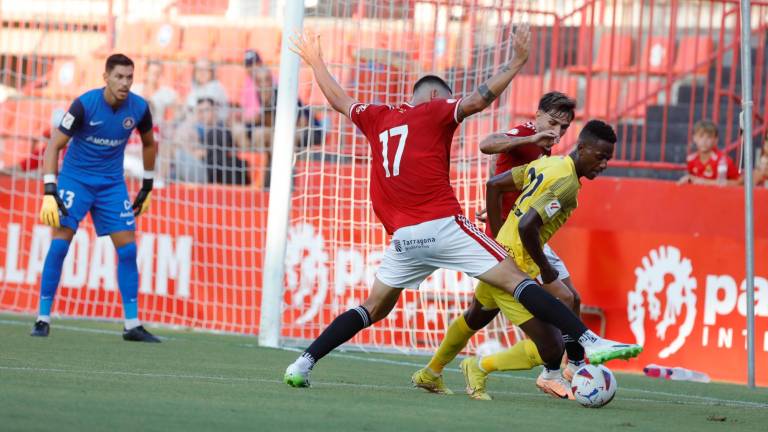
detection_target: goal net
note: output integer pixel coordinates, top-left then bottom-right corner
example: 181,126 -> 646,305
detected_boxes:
0,0 -> 587,355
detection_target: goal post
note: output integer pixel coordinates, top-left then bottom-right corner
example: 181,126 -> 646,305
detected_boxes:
258,0 -> 305,348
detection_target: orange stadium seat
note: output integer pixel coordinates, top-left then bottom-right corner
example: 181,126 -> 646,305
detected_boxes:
570,33 -> 633,74
623,80 -> 662,118
245,27 -> 282,66
144,22 -> 182,58
638,36 -> 674,75
236,151 -> 266,189
580,78 -> 621,120
215,64 -> 246,104
216,28 -> 249,62
38,58 -> 80,99
549,74 -> 580,100
507,75 -> 544,117
182,26 -> 219,59
673,35 -> 714,75
114,22 -> 152,56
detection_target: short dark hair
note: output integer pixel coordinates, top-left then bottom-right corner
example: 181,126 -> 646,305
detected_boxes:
197,97 -> 216,106
579,119 -> 617,145
693,119 -> 718,137
413,74 -> 452,95
105,54 -> 134,73
538,91 -> 576,120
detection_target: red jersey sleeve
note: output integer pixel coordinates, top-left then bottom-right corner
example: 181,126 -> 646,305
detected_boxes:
725,155 -> 740,180
348,103 -> 390,135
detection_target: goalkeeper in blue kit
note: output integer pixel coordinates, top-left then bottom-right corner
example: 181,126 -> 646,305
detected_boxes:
32,54 -> 160,342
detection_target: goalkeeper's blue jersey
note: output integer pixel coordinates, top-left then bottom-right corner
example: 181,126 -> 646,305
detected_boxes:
58,88 -> 152,179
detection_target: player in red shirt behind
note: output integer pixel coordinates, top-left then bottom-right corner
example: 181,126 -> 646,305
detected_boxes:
284,27 -> 639,388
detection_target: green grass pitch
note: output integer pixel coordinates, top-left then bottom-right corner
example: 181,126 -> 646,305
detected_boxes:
1,313 -> 766,432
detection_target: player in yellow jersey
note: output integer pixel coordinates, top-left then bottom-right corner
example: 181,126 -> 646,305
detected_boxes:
412,120 -> 642,400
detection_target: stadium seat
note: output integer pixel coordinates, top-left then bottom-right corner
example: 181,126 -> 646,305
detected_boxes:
638,36 -> 674,75
144,22 -> 182,58
579,78 -> 621,120
215,27 -> 249,62
216,64 -> 247,104
245,27 -> 282,66
673,35 -> 714,75
623,80 -> 663,119
569,33 -> 633,74
114,22 -> 151,56
0,99 -> 64,139
176,0 -> 229,15
182,26 -> 219,59
507,75 -> 544,117
236,151 -> 266,189
549,74 -> 580,101
38,58 -> 80,99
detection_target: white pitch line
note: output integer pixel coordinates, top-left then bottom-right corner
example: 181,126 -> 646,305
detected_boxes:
284,348 -> 768,409
0,365 -> 760,409
2,320 -> 764,409
0,318 -> 173,340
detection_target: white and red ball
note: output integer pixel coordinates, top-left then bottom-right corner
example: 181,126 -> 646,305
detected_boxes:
571,364 -> 618,408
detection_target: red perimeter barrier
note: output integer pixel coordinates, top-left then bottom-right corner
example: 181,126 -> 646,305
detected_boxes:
1,176 -> 766,385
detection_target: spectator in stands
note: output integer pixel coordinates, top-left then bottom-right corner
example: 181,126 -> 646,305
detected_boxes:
168,98 -> 210,183
184,57 -> 228,121
678,120 -> 740,186
176,98 -> 250,185
236,51 -> 322,150
132,59 -> 178,123
754,135 -> 768,187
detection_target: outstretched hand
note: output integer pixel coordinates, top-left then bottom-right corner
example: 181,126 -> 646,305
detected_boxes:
289,30 -> 324,68
511,22 -> 531,63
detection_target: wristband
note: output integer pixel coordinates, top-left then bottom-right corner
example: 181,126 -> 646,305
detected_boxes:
43,174 -> 57,184
143,170 -> 155,180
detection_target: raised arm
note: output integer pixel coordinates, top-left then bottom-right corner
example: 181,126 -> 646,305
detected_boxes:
290,31 -> 357,116
480,129 -> 559,154
457,23 -> 530,122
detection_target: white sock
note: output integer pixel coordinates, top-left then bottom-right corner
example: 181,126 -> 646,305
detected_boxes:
37,315 -> 50,324
578,330 -> 600,347
541,367 -> 561,379
295,353 -> 315,372
124,318 -> 141,330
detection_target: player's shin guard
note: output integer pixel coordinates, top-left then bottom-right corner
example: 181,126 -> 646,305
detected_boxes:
303,306 -> 372,367
514,279 -> 588,341
480,339 -> 543,372
38,239 -> 71,320
116,243 -> 140,329
427,315 -> 475,374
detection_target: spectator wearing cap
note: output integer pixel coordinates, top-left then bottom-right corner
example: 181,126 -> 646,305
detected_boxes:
238,49 -> 273,149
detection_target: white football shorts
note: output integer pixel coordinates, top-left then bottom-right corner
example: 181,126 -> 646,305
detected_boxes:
376,215 -> 507,289
541,243 -> 571,282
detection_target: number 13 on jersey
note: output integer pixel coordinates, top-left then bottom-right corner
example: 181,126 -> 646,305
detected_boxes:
379,125 -> 408,178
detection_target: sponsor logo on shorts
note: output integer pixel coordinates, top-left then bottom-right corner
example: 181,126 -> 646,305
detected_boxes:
396,237 -> 436,252
126,219 -> 135,226
123,116 -> 136,129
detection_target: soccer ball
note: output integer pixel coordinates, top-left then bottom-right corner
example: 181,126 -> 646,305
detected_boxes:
571,364 -> 617,408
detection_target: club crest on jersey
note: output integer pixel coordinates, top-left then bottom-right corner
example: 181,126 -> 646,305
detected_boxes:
544,199 -> 561,217
508,128 -> 519,135
122,117 -> 136,129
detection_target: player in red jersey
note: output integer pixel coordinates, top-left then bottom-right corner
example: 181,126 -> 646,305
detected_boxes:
284,28 -> 638,388
413,94 -> 599,399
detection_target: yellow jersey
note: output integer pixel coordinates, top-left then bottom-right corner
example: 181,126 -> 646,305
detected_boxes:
496,155 -> 581,277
